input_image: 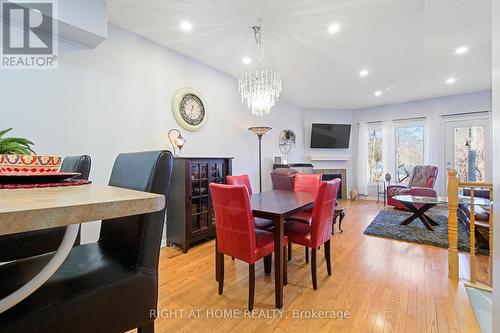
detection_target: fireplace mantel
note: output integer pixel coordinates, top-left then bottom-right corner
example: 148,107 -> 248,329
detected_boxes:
310,155 -> 351,161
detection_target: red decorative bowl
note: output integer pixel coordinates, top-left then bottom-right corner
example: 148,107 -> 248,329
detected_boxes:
0,154 -> 62,174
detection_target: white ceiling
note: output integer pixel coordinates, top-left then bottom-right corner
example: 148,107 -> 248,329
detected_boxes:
108,0 -> 492,110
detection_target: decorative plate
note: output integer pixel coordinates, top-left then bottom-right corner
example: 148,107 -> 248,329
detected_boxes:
172,87 -> 208,131
0,154 -> 61,174
0,172 -> 80,184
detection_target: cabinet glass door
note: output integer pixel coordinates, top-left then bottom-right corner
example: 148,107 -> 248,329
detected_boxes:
209,160 -> 228,227
190,161 -> 210,235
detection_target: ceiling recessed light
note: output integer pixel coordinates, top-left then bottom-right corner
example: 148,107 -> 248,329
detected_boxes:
446,77 -> 456,84
455,46 -> 469,54
328,23 -> 341,34
359,69 -> 369,77
180,21 -> 192,31
242,56 -> 251,65
374,91 -> 382,97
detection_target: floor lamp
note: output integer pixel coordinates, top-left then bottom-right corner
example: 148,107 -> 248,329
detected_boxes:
248,126 -> 272,192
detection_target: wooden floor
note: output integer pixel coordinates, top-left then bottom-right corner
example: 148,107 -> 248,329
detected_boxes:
152,200 -> 486,333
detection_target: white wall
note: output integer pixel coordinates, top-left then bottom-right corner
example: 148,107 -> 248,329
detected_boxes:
353,91 -> 491,122
351,91 -> 492,196
0,24 -> 305,243
492,0 -> 500,330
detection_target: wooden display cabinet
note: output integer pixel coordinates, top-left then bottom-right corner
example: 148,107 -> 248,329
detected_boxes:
166,157 -> 232,253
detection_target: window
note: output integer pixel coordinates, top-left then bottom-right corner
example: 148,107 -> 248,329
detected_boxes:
395,125 -> 424,183
368,127 -> 383,182
454,126 -> 485,182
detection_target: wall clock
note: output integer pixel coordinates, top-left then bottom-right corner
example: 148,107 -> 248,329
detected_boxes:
172,87 -> 208,131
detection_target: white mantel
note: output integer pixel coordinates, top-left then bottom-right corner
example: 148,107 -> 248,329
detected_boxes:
310,155 -> 351,161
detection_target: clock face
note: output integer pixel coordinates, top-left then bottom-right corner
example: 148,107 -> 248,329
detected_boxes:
172,88 -> 208,131
179,94 -> 205,126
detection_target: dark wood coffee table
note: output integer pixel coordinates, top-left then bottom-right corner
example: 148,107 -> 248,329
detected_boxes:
393,195 -> 492,231
392,195 -> 447,231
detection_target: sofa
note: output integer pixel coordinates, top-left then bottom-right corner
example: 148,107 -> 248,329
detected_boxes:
387,165 -> 438,209
458,189 -> 490,251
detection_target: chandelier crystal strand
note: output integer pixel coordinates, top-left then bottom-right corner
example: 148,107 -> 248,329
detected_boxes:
239,25 -> 282,116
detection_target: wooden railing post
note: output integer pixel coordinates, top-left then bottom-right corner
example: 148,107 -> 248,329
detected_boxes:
448,169 -> 459,280
469,190 -> 476,283
489,188 -> 494,285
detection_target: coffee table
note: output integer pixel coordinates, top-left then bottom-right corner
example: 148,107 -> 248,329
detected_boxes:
392,195 -> 447,231
393,195 -> 491,231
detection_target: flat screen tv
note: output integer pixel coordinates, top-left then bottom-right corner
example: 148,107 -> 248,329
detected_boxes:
310,123 -> 351,148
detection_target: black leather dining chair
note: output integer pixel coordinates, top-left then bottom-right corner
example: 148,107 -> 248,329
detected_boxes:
0,150 -> 173,333
0,155 -> 91,262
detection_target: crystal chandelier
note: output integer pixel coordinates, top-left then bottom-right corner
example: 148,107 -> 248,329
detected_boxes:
239,25 -> 282,116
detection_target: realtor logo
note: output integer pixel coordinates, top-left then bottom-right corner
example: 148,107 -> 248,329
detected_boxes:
1,0 -> 58,69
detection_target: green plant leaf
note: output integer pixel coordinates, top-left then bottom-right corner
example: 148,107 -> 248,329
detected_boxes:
0,142 -> 31,155
0,128 -> 13,138
0,128 -> 36,155
0,137 -> 35,147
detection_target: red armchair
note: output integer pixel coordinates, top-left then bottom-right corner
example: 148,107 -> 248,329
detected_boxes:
210,183 -> 287,310
387,165 -> 438,209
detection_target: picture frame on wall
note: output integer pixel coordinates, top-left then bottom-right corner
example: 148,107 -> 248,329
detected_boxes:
274,156 -> 282,164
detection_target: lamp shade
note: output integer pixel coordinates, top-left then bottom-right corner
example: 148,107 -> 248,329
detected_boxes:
248,126 -> 272,137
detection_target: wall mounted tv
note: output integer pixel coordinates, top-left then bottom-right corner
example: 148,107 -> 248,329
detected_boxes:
310,123 -> 351,148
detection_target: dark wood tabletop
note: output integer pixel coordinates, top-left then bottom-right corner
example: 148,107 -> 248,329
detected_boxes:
249,190 -> 315,308
250,190 -> 315,217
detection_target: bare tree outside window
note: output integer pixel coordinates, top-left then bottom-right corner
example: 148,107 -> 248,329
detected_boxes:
368,128 -> 383,182
395,126 -> 424,183
454,126 -> 485,182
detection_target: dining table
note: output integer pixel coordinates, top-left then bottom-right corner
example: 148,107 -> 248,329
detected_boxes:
0,184 -> 165,313
250,190 -> 316,309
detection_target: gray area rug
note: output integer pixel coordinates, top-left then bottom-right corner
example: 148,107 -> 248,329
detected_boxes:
364,209 -> 472,252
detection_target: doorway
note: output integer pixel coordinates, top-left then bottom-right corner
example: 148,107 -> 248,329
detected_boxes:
444,115 -> 491,182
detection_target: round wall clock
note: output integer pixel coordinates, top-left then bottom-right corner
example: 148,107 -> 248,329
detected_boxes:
172,87 -> 208,131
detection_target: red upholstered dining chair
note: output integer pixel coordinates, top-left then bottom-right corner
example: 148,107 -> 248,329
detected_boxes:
210,183 -> 288,310
294,173 -> 322,193
286,174 -> 322,261
289,174 -> 321,222
226,175 -> 253,195
226,175 -> 273,230
284,179 -> 340,290
387,165 -> 438,209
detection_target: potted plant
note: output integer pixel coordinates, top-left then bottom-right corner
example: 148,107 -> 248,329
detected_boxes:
0,128 -> 35,155
283,129 -> 296,141
0,128 -> 61,174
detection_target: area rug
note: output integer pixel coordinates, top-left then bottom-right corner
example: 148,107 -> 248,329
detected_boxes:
363,210 -> 472,251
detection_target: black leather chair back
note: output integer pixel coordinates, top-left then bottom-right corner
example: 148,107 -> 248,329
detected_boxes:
0,151 -> 173,333
60,155 -> 91,180
0,155 -> 91,262
99,150 -> 173,270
